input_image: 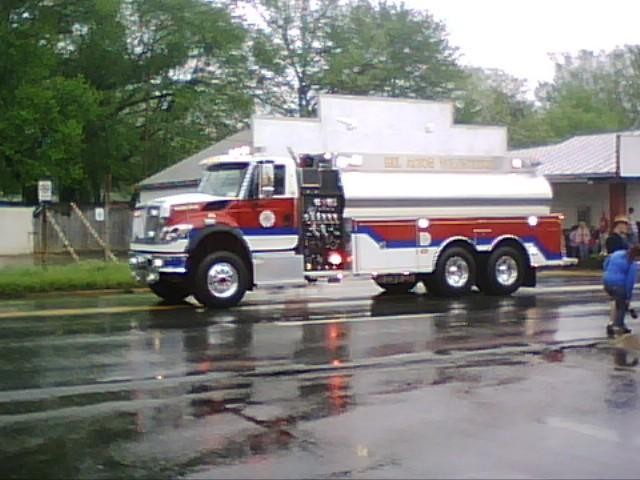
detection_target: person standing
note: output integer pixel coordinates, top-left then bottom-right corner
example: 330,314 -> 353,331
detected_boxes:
568,225 -> 579,258
606,215 -> 630,254
603,245 -> 640,336
628,207 -> 638,245
598,211 -> 609,254
576,221 -> 591,261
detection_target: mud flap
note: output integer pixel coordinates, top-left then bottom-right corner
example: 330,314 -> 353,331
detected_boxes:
524,267 -> 536,287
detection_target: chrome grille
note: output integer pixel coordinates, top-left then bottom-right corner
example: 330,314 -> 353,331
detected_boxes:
131,207 -> 164,243
131,209 -> 145,242
145,211 -> 161,241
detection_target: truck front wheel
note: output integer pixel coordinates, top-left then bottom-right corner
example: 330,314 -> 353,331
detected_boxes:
149,278 -> 190,304
194,252 -> 249,308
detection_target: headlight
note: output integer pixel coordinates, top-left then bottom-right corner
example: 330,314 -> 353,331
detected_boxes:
160,224 -> 193,242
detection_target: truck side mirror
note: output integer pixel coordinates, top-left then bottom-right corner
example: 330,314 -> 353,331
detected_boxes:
258,162 -> 275,199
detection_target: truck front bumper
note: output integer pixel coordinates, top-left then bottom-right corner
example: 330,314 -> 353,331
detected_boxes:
128,252 -> 188,284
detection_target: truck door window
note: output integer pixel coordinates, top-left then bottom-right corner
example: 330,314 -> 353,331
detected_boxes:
249,164 -> 286,197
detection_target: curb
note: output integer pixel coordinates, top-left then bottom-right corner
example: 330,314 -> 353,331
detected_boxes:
537,269 -> 601,278
0,287 -> 148,300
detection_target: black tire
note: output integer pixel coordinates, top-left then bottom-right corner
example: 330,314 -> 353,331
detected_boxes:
193,251 -> 249,308
149,278 -> 190,304
374,275 -> 417,294
432,246 -> 476,297
421,275 -> 439,295
484,246 -> 525,296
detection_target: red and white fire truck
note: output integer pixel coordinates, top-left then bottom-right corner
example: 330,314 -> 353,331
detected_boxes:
129,147 -> 574,308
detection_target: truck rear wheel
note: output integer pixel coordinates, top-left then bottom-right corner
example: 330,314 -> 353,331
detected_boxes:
432,246 -> 476,297
149,278 -> 190,304
483,246 -> 525,295
193,252 -> 248,308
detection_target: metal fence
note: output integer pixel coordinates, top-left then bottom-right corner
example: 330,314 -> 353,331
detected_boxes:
31,203 -> 132,255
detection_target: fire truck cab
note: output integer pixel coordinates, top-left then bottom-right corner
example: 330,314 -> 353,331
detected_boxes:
129,147 -> 574,308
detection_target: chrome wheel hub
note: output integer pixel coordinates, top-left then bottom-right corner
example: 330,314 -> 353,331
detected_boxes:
207,262 -> 239,298
445,256 -> 470,288
495,256 -> 519,286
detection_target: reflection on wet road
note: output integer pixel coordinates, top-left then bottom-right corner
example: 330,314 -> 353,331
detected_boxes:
1,276 -> 640,478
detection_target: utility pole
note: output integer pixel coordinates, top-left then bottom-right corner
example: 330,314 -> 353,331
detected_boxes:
104,173 -> 112,262
37,179 -> 53,268
41,203 -> 47,268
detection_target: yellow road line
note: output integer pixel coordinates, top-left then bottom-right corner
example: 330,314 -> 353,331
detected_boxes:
0,304 -> 190,319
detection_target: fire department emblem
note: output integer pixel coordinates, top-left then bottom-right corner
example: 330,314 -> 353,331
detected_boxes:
259,210 -> 276,228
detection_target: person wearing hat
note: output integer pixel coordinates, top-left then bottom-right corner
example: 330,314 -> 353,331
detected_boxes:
606,215 -> 630,254
603,244 -> 640,336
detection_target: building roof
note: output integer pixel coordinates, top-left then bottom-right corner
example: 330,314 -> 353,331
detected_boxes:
509,131 -> 640,179
138,129 -> 252,189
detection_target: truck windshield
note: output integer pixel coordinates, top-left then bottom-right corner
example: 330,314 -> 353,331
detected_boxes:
198,162 -> 249,197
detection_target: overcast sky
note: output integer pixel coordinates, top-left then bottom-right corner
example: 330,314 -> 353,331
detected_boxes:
412,0 -> 640,91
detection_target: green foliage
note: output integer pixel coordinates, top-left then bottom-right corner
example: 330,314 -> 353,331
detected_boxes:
454,67 -> 542,148
454,47 -> 640,149
0,77 -> 100,197
239,0 -> 341,116
323,1 -> 464,100
0,0 -> 252,202
531,49 -> 637,144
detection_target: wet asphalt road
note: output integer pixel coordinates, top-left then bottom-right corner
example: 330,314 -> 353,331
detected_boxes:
2,273 -> 640,479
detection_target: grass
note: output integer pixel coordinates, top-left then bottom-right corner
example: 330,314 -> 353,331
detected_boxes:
0,261 -> 137,297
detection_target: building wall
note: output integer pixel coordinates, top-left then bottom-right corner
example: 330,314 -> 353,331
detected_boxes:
551,182 -> 610,227
0,207 -> 34,255
253,117 -> 323,156
619,134 -> 640,177
319,95 -> 507,156
252,95 -> 508,159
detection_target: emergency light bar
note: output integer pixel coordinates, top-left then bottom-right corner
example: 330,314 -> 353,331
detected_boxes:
199,145 -> 252,166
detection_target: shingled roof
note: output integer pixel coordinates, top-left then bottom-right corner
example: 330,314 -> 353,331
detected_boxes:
509,131 -> 640,179
138,129 -> 252,189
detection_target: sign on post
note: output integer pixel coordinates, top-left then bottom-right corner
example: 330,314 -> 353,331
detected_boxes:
38,180 -> 52,203
94,207 -> 105,222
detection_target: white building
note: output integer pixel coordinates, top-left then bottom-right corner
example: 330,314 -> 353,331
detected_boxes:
137,94 -> 507,203
509,131 -> 640,228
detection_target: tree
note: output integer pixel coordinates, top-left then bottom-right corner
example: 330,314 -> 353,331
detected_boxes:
236,0 -> 464,116
0,0 -> 253,202
531,49 -> 635,144
0,0 -> 103,200
322,0 -> 464,100
236,0 -> 341,116
67,0 -> 253,201
454,67 -> 548,148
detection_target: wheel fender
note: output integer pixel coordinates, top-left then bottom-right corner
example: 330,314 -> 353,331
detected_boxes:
490,235 -> 531,266
431,236 -> 475,271
187,225 -> 254,285
187,225 -> 249,253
